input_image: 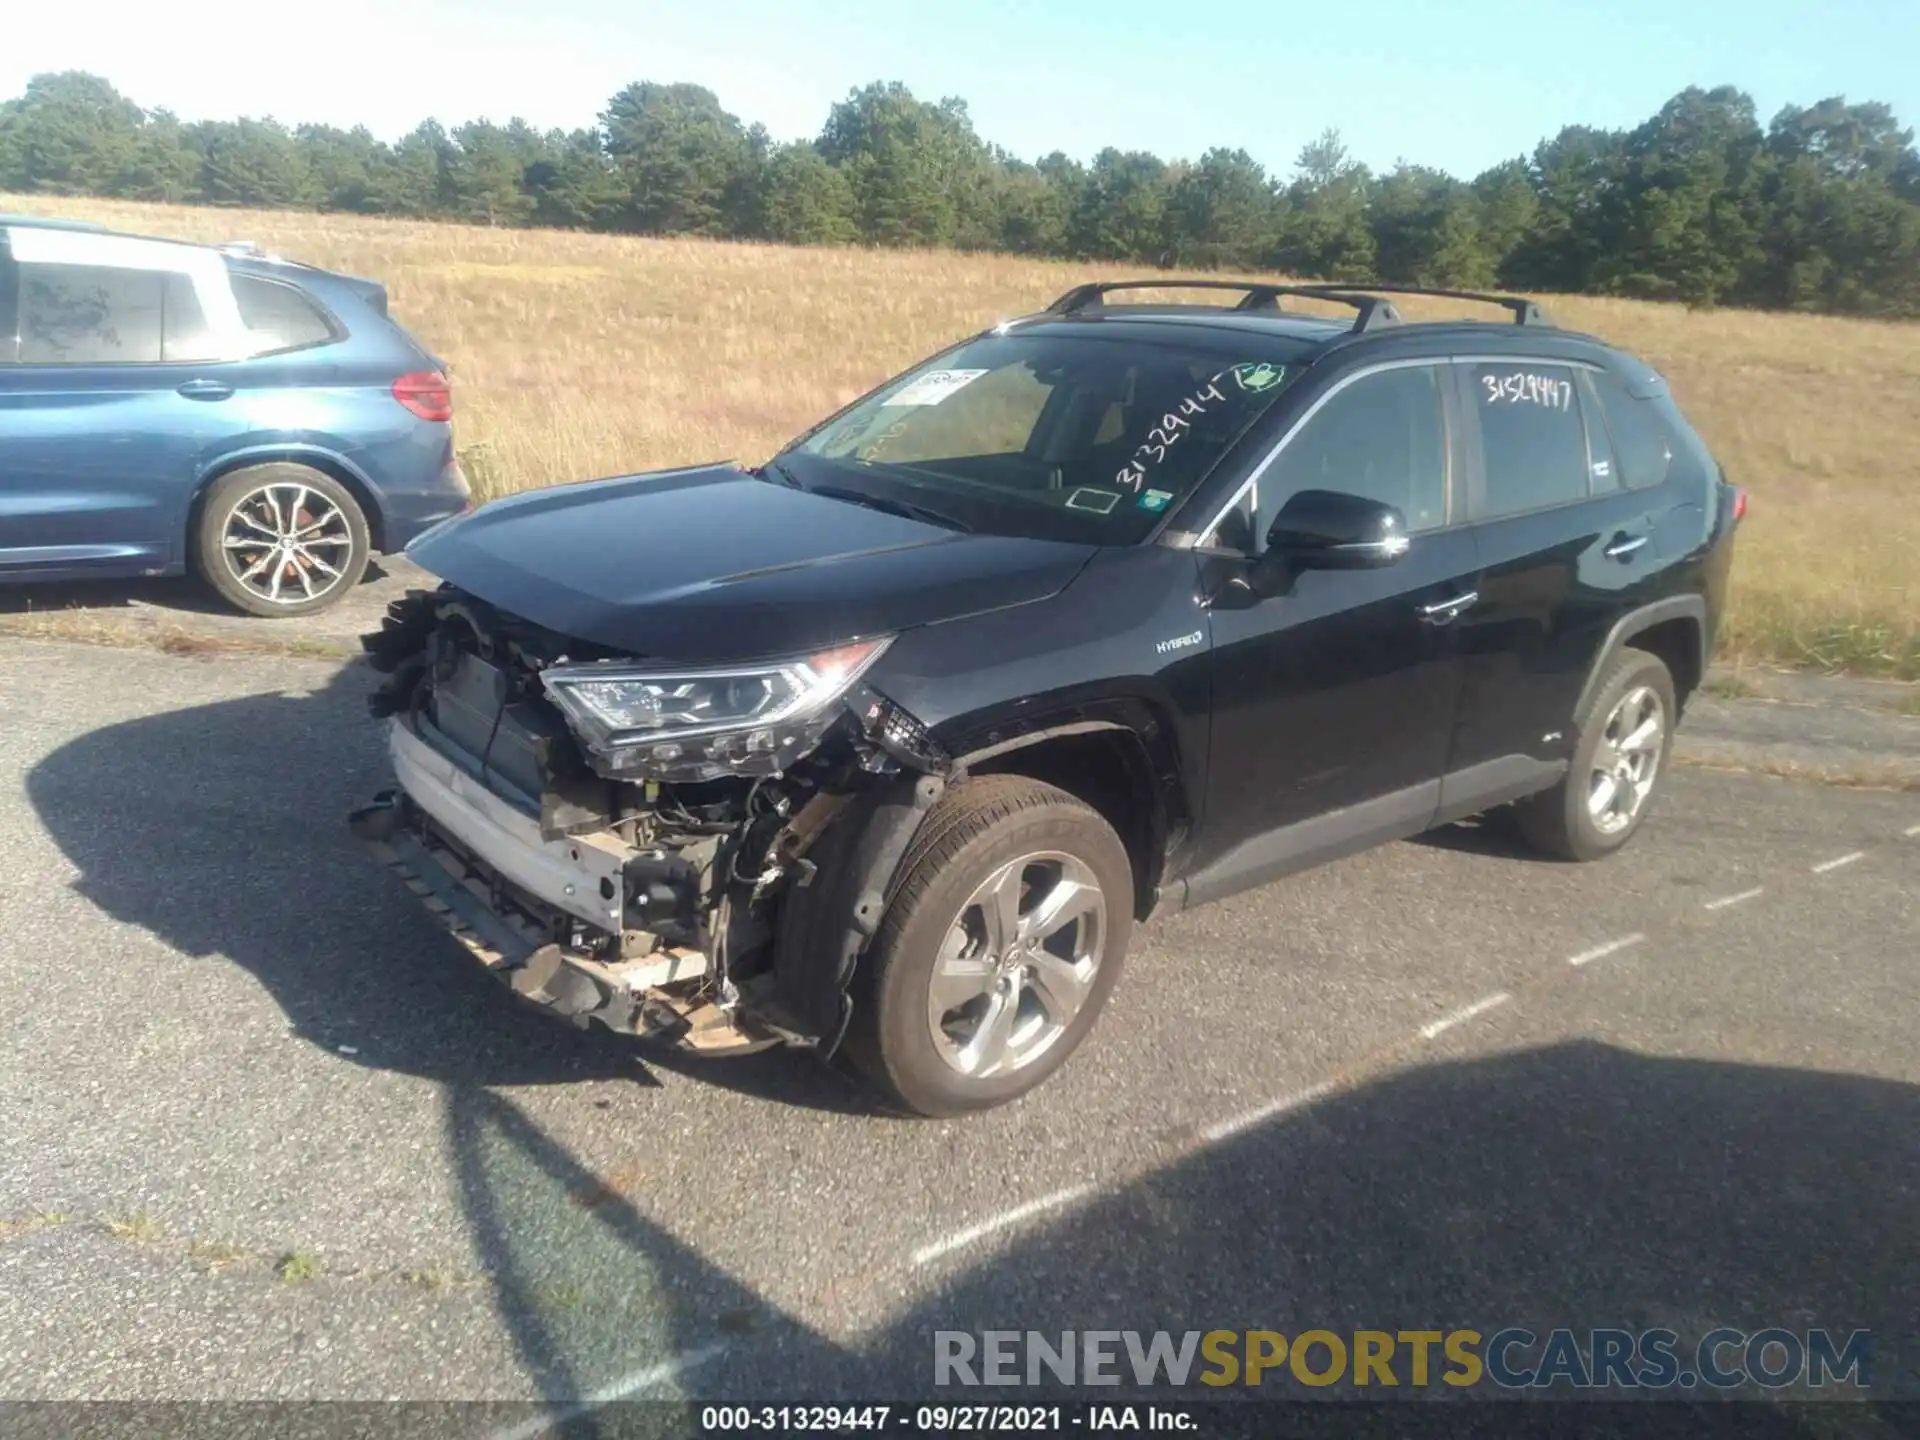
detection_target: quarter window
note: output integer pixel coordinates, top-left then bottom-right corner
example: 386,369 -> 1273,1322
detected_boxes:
232,274 -> 337,355
1587,368 -> 1674,491
1470,362 -> 1589,518
1251,365 -> 1449,542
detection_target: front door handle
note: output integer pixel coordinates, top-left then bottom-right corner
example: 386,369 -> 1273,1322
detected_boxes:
1416,589 -> 1479,626
177,379 -> 234,401
1603,532 -> 1649,561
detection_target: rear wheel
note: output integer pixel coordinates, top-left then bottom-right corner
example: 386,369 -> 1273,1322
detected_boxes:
846,776 -> 1132,1117
194,464 -> 370,617
1513,648 -> 1676,861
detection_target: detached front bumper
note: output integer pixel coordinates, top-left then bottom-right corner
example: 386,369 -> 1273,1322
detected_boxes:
351,719 -> 769,1053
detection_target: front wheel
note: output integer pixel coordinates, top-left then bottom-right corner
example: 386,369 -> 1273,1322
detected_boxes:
1513,648 -> 1677,861
845,776 -> 1133,1117
194,464 -> 371,617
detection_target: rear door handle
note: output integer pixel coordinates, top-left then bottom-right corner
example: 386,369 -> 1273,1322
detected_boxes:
1416,589 -> 1478,625
1603,532 -> 1649,561
177,379 -> 234,401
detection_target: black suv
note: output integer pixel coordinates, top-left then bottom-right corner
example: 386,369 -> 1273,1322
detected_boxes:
352,279 -> 1742,1116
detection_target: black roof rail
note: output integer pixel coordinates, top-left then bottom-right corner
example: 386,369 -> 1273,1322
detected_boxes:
1283,282 -> 1552,327
1045,278 -> 1403,334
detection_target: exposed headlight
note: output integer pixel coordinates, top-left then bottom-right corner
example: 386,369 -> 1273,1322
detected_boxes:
541,638 -> 892,781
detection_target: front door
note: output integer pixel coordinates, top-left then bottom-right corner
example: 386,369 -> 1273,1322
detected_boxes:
0,229 -> 246,578
1187,362 -> 1480,904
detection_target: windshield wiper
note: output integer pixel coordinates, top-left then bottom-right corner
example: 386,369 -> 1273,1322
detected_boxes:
758,458 -> 805,489
803,483 -> 973,534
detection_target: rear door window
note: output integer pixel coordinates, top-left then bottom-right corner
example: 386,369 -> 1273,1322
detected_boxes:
232,274 -> 337,355
0,232 -> 16,363
16,262 -> 166,364
160,272 -> 224,362
1468,362 -> 1589,518
1576,372 -> 1619,493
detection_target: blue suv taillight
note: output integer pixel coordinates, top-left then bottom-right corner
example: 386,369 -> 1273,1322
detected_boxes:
392,370 -> 452,423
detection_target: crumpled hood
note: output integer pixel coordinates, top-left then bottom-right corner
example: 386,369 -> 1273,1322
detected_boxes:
406,463 -> 1098,662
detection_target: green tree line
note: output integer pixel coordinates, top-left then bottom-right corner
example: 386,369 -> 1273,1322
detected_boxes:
4,71 -> 1918,316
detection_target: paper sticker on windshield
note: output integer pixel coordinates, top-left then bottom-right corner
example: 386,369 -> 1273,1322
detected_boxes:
883,369 -> 989,407
1138,489 -> 1173,512
1066,488 -> 1121,514
1231,361 -> 1286,394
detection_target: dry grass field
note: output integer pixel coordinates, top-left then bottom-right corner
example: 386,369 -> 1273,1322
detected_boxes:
6,194 -> 1917,677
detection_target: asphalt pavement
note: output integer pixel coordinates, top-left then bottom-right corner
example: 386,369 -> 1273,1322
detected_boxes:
0,636 -> 1915,1417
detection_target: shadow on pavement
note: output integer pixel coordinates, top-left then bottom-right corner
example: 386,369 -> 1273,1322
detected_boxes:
1408,809 -> 1559,862
0,559 -> 397,619
23,652 -> 851,1104
441,1041 -> 1914,1428
857,1041 -> 1915,1398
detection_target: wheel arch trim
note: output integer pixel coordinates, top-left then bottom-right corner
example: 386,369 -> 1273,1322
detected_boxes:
952,718 -> 1183,919
188,445 -> 387,558
1574,594 -> 1707,721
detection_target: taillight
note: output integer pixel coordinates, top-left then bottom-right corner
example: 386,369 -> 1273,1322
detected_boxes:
1732,486 -> 1748,523
392,370 -> 452,423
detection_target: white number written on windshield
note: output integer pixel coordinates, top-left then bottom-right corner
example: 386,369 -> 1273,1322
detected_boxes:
1113,378 -> 1225,492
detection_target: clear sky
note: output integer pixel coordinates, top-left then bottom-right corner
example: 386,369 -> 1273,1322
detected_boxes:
8,0 -> 1918,180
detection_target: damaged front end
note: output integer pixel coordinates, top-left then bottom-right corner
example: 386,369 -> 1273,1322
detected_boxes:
349,587 -> 948,1054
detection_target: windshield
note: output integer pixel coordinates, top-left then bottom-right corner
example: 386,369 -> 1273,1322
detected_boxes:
778,329 -> 1308,544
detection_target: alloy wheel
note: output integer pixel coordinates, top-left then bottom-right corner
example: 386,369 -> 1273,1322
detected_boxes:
1588,684 -> 1666,835
926,851 -> 1107,1079
221,482 -> 356,607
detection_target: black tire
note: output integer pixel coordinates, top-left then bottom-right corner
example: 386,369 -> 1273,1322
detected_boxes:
194,464 -> 371,618
1512,647 -> 1677,862
845,775 -> 1133,1117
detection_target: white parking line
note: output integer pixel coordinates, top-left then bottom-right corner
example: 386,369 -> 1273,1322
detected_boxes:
486,1343 -> 730,1440
1702,887 -> 1764,912
1199,1079 -> 1337,1145
1566,933 -> 1646,967
911,1183 -> 1096,1267
1905,823 -> 1920,837
1811,851 -> 1865,874
1419,991 -> 1512,1040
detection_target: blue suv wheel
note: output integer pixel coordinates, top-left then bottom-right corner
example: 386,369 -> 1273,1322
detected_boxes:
194,463 -> 372,616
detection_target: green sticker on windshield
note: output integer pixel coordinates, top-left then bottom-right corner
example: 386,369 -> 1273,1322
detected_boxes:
1139,489 -> 1173,512
1231,361 -> 1286,394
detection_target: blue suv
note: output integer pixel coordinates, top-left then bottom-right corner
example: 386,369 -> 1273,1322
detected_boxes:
0,217 -> 470,615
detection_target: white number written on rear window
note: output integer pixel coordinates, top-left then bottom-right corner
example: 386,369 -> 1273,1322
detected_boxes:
1482,372 -> 1573,411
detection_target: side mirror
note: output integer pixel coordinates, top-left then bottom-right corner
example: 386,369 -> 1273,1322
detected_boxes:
1263,489 -> 1411,570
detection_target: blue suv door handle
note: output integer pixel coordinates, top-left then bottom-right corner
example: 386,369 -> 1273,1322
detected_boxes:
176,379 -> 235,401
1603,531 -> 1649,561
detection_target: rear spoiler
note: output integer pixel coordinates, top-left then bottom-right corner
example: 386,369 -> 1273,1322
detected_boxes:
220,242 -> 389,318
332,272 -> 390,319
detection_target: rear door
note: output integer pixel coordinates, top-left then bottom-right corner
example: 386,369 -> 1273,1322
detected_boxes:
1187,361 -> 1481,901
0,229 -> 249,577
1442,358 -> 1669,806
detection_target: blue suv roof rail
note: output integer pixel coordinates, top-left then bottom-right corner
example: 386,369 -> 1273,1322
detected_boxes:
1284,282 -> 1553,327
0,214 -> 112,234
1045,279 -> 1404,333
